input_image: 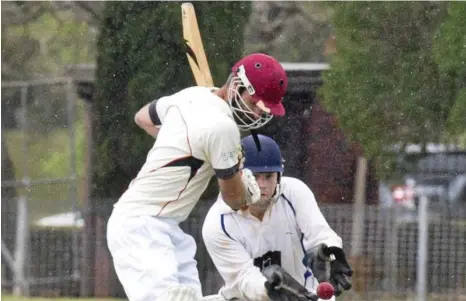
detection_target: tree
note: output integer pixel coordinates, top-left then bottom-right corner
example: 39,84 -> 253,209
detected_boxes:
319,2 -> 454,172
92,2 -> 252,207
1,1 -> 99,80
245,2 -> 334,62
432,2 -> 466,137
1,2 -> 98,222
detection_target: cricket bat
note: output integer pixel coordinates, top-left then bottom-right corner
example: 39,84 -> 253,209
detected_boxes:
181,3 -> 262,151
181,3 -> 214,87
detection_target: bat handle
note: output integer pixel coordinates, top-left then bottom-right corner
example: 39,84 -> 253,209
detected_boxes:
304,291 -> 319,301
276,283 -> 319,301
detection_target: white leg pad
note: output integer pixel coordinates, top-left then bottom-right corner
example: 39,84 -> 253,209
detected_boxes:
202,295 -> 227,301
158,286 -> 200,301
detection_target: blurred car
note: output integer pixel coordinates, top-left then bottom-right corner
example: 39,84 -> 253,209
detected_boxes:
34,211 -> 84,228
379,149 -> 466,222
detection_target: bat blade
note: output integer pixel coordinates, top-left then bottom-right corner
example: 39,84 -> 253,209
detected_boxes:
181,3 -> 214,87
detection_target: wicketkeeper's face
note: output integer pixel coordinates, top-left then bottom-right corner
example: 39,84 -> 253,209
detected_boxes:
254,172 -> 279,201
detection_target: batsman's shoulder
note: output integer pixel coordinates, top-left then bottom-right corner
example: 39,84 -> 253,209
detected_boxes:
205,116 -> 239,139
181,85 -> 211,94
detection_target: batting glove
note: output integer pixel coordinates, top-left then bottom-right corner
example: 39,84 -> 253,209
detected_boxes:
241,168 -> 261,205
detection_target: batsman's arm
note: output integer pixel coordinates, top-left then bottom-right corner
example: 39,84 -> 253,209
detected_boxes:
206,120 -> 250,210
135,95 -> 175,138
134,101 -> 162,138
202,213 -> 269,301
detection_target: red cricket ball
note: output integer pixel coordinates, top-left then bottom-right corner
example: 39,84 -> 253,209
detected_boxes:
316,282 -> 334,300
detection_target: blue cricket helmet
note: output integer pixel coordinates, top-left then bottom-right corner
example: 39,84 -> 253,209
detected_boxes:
241,134 -> 284,173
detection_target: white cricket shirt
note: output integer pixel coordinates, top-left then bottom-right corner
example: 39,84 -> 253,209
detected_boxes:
113,86 -> 241,222
202,177 -> 342,301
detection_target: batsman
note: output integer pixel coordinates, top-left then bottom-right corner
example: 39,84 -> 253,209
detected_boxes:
106,37 -> 288,301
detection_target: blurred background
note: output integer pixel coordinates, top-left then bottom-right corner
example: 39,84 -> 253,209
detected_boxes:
1,2 -> 465,301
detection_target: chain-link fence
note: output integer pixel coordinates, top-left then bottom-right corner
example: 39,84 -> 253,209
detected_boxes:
2,79 -> 465,301
2,187 -> 465,300
184,200 -> 466,301
1,78 -> 82,296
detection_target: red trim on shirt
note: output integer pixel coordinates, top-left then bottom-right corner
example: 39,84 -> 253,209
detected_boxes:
155,106 -> 199,217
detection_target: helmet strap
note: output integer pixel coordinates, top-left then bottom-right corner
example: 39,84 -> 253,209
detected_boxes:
271,182 -> 281,203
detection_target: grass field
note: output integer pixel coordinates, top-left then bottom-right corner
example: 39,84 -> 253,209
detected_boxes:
1,296 -> 121,301
2,293 -> 466,301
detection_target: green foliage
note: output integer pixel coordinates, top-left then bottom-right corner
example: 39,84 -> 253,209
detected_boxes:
40,119 -> 86,177
2,2 -> 95,221
4,121 -> 86,222
2,4 -> 97,79
245,2 -> 334,62
445,89 -> 466,136
432,2 -> 466,136
319,2 -> 456,172
433,3 -> 466,78
93,2 -> 251,201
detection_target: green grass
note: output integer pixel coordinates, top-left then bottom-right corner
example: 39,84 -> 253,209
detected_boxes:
2,293 -> 465,301
330,291 -> 466,301
1,296 -> 121,301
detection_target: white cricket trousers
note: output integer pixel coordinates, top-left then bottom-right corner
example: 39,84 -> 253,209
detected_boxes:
107,210 -> 202,301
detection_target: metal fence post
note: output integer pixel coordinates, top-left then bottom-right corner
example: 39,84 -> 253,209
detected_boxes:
66,78 -> 80,282
13,196 -> 29,296
13,84 -> 30,297
390,211 -> 399,292
416,195 -> 428,301
81,100 -> 95,297
350,157 -> 367,257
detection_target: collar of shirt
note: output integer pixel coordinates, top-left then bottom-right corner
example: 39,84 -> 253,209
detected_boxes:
202,86 -> 234,120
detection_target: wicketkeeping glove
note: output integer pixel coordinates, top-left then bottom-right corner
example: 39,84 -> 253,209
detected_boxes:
306,244 -> 353,296
263,265 -> 318,301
